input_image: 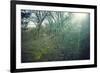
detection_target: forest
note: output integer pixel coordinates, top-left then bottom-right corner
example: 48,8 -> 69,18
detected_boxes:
21,9 -> 90,63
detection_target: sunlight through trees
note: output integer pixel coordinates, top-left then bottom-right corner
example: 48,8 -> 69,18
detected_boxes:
21,10 -> 90,62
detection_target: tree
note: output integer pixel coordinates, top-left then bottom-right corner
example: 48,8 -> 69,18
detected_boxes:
21,10 -> 31,30
29,10 -> 50,37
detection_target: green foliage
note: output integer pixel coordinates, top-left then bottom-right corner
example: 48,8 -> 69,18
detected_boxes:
21,10 -> 90,62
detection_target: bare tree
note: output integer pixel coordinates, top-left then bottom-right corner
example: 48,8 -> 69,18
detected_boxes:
30,10 -> 50,37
